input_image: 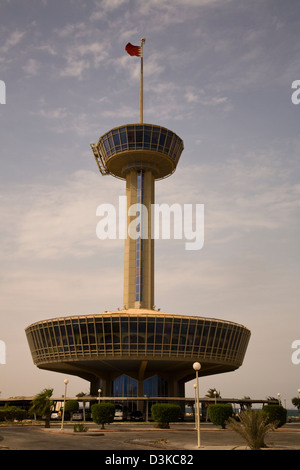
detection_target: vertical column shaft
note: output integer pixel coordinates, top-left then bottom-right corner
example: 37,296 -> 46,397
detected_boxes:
123,169 -> 154,309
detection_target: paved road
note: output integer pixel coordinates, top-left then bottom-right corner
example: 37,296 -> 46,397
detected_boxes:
0,422 -> 300,452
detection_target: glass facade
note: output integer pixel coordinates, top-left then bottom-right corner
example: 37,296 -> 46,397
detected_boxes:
113,375 -> 138,397
100,125 -> 182,161
111,374 -> 168,398
143,376 -> 168,397
26,314 -> 250,367
91,124 -> 184,177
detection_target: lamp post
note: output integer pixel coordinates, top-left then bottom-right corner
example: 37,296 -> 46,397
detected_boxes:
214,390 -> 217,404
61,379 -> 69,430
193,384 -> 197,430
277,393 -> 281,405
193,362 -> 201,448
98,388 -> 102,403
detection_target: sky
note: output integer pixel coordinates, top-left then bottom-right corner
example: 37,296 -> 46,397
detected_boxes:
0,0 -> 299,408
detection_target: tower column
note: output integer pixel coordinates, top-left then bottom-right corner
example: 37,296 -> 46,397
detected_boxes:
123,169 -> 154,310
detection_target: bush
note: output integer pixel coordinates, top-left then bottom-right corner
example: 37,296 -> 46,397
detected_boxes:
151,403 -> 181,429
73,423 -> 87,433
262,405 -> 287,428
91,402 -> 115,429
0,406 -> 27,422
65,400 -> 79,420
208,404 -> 233,428
228,410 -> 275,450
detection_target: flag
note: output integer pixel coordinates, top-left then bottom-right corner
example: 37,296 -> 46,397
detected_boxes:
125,42 -> 142,57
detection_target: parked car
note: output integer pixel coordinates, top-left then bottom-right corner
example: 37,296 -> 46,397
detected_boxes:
50,412 -> 60,420
130,411 -> 143,421
114,405 -> 128,421
72,412 -> 83,421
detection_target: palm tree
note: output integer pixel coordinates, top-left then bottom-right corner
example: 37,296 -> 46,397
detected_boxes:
29,388 -> 54,428
227,409 -> 275,450
291,397 -> 300,416
204,388 -> 221,421
205,388 -> 221,399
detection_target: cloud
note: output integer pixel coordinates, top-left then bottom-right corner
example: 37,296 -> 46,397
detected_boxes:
54,22 -> 87,38
90,0 -> 130,20
0,30 -> 26,54
22,58 -> 40,77
8,149 -> 297,265
60,40 -> 109,78
156,149 -> 300,248
60,57 -> 90,79
33,107 -> 69,120
1,171 -> 124,261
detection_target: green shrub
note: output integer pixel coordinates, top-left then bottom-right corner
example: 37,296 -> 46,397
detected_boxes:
73,423 -> 87,432
0,406 -> 27,422
262,405 -> 287,428
65,400 -> 79,419
91,402 -> 115,429
208,404 -> 233,428
228,410 -> 275,450
151,403 -> 181,429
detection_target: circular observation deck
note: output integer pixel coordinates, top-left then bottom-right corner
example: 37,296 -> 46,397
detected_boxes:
25,310 -> 251,386
90,124 -> 184,180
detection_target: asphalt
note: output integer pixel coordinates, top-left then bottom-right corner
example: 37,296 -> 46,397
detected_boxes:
40,420 -> 300,451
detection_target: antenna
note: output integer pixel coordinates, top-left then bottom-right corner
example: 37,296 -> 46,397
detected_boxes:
139,38 -> 146,124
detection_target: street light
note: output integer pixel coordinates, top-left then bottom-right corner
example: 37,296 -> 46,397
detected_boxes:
98,388 -> 102,403
214,390 -> 217,405
193,362 -> 201,448
277,393 -> 281,405
61,379 -> 69,430
193,384 -> 197,430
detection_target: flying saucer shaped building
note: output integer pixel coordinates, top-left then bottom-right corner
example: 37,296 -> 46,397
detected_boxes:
26,40 -> 250,400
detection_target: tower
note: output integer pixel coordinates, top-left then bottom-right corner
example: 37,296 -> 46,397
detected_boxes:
91,39 -> 183,311
91,124 -> 183,311
26,40 -> 250,401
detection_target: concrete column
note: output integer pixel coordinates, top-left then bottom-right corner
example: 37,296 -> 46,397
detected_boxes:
123,170 -> 154,310
123,170 -> 137,309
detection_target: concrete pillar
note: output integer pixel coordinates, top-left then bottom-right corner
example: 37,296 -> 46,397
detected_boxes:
123,170 -> 154,309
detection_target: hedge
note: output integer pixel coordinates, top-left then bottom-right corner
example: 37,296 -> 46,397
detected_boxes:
208,404 -> 233,428
0,406 -> 28,422
151,403 -> 181,428
262,405 -> 287,428
91,402 -> 115,429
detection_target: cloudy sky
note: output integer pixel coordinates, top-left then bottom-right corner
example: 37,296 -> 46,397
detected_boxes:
0,0 -> 299,407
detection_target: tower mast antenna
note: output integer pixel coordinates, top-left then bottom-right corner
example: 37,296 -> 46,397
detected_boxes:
139,37 -> 146,124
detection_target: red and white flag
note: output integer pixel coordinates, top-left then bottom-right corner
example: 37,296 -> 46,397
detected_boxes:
125,42 -> 143,57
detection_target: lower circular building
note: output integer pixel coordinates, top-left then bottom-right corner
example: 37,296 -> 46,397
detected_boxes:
26,309 -> 250,397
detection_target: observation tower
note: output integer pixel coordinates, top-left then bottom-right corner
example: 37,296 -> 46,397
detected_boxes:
26,40 -> 250,401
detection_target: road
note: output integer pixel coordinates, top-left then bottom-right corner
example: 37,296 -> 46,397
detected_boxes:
0,422 -> 300,452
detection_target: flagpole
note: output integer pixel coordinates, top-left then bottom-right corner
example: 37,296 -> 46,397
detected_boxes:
140,38 -> 146,124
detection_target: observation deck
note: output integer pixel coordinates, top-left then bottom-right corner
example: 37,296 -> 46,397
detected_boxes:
91,123 -> 184,180
26,310 -> 251,396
